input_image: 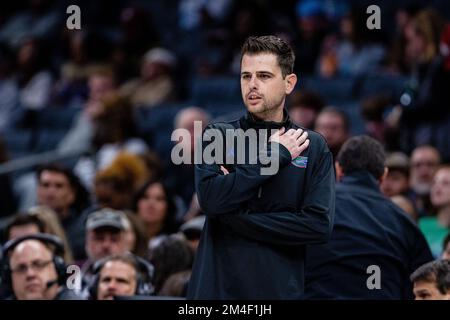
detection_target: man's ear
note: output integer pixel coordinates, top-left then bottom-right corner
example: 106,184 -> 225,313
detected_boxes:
285,73 -> 297,95
379,167 -> 389,184
335,161 -> 343,182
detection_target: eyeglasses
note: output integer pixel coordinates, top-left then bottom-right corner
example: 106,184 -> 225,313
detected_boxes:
11,260 -> 53,275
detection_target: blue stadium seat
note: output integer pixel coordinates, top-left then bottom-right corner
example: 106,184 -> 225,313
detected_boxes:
338,101 -> 366,135
34,129 -> 67,153
189,76 -> 241,106
302,75 -> 358,103
36,107 -> 81,131
2,129 -> 32,158
359,74 -> 407,100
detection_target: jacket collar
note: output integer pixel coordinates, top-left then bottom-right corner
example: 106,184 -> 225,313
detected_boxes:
339,170 -> 381,192
242,108 -> 291,130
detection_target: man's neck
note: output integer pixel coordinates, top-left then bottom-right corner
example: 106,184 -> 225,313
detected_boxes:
252,107 -> 284,123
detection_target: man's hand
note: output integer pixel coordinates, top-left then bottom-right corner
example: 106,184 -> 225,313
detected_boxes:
220,166 -> 230,175
269,127 -> 309,160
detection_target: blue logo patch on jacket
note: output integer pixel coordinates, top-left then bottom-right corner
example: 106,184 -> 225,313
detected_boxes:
292,156 -> 308,168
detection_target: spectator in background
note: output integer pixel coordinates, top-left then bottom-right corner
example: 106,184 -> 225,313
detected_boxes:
410,145 -> 441,217
73,93 -> 149,190
304,136 -> 433,299
36,164 -> 90,260
165,107 -> 211,210
1,234 -> 82,300
81,208 -> 131,292
120,48 -> 177,108
410,260 -> 450,300
386,4 -> 422,75
380,152 -> 411,198
148,234 -> 194,295
94,152 -> 149,211
58,66 -> 116,155
419,165 -> 450,258
88,253 -> 154,300
16,38 -> 53,113
287,90 -> 324,129
55,30 -> 112,107
27,206 -> 75,263
318,7 -> 385,77
390,10 -> 450,158
3,208 -> 74,263
442,233 -> 450,260
84,209 -> 130,263
3,214 -> 45,241
133,180 -> 180,249
314,107 -> 350,160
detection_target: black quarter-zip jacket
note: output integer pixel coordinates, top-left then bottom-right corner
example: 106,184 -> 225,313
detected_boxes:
187,110 -> 335,299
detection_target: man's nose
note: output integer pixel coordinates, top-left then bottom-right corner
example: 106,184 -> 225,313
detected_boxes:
25,266 -> 38,279
102,240 -> 112,252
249,75 -> 258,89
107,281 -> 118,292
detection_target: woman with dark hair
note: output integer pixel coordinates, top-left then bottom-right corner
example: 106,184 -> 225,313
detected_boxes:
133,180 -> 180,248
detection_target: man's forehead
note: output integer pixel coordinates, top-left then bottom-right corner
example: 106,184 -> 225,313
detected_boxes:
10,240 -> 52,262
102,261 -> 136,276
40,170 -> 70,183
241,53 -> 279,71
412,148 -> 439,161
435,168 -> 450,178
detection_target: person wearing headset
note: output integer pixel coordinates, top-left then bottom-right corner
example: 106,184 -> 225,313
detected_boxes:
1,233 -> 83,300
88,253 -> 154,300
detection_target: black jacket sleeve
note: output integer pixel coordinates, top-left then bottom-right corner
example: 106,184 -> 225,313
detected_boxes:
195,124 -> 292,215
219,147 -> 335,246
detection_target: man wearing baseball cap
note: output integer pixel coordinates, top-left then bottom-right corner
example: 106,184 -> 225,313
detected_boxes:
79,208 -> 131,297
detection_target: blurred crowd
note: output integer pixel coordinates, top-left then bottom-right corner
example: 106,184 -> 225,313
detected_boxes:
0,0 -> 450,300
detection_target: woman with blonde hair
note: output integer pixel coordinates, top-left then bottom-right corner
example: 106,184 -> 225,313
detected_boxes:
27,206 -> 75,263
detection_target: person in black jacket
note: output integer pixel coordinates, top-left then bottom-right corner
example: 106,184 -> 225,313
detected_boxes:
303,135 -> 433,299
187,35 -> 335,299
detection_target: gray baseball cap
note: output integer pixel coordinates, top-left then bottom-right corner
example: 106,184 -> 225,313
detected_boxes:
86,208 -> 130,231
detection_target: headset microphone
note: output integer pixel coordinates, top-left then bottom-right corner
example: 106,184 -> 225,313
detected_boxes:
45,279 -> 59,290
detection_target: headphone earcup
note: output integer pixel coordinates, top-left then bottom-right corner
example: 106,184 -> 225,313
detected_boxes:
53,256 -> 66,286
136,279 -> 148,296
0,261 -> 12,294
88,275 -> 99,300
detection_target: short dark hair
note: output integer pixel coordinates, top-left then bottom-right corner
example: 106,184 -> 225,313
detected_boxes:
410,260 -> 450,295
4,214 -> 45,241
337,135 -> 386,179
241,35 -> 295,78
37,163 -> 90,211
